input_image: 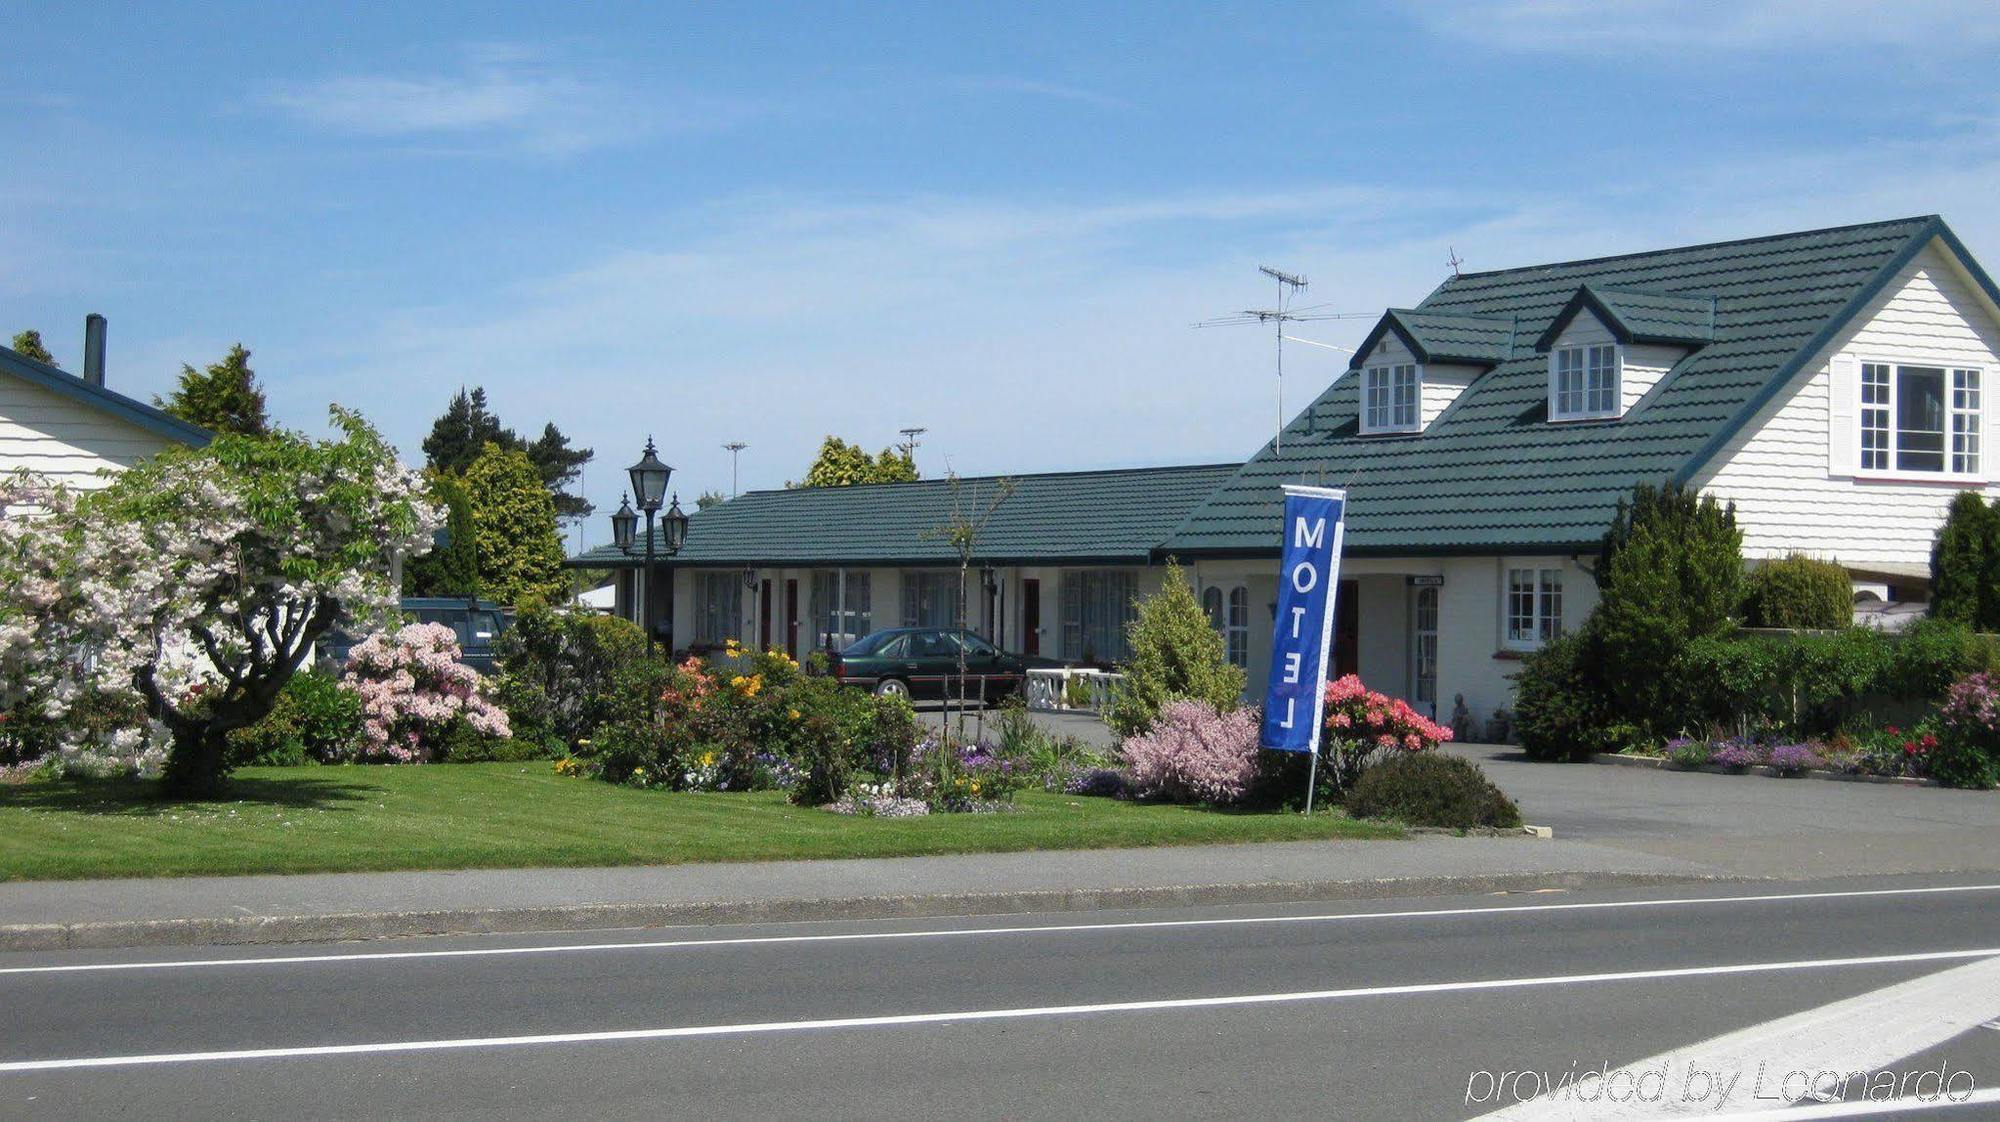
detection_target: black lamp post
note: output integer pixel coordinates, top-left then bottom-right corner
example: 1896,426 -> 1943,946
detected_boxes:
611,494 -> 637,552
627,437 -> 674,655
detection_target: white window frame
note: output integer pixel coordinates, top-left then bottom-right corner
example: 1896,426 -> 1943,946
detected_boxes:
1854,358 -> 1984,480
1500,563 -> 1564,652
1361,363 -> 1422,434
1548,344 -> 1621,421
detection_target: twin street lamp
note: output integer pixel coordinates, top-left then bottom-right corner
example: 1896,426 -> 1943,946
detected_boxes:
612,436 -> 688,655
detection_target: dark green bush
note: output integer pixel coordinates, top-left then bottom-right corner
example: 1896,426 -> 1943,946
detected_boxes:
494,605 -> 650,749
1886,617 -> 2000,700
1590,484 -> 1744,737
1744,555 -> 1853,629
227,671 -> 362,766
1513,632 -> 1621,761
788,714 -> 850,806
434,721 -> 560,762
1346,753 -> 1522,829
1930,492 -> 1999,628
587,718 -> 684,786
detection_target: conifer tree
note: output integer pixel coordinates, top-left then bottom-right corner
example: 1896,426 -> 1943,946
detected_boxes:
157,344 -> 269,436
9,330 -> 54,365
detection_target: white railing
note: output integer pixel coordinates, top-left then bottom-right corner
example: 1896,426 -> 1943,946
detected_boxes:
1026,668 -> 1125,712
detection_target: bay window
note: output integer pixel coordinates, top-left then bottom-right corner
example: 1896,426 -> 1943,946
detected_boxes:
1858,362 -> 1981,476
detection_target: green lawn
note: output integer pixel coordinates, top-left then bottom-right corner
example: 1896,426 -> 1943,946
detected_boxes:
0,763 -> 1400,881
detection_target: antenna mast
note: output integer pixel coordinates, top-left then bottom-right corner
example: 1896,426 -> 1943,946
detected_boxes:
1196,276 -> 1374,453
898,427 -> 927,467
723,441 -> 748,498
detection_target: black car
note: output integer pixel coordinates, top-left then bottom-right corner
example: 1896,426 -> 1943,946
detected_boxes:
831,627 -> 1028,702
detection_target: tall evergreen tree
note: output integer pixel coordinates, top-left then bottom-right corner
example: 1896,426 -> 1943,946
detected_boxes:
1930,491 -> 1997,628
1590,482 -> 1744,732
463,442 -> 568,605
695,490 -> 728,510
156,344 -> 269,436
402,474 -> 481,599
526,421 -> 594,522
422,387 -> 517,476
10,330 -> 54,365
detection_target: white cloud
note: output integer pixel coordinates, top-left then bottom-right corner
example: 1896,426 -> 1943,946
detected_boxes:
265,45 -> 737,154
1417,0 -> 2000,52
948,76 -> 1131,110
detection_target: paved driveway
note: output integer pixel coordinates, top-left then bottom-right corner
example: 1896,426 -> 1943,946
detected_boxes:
1448,743 -> 2000,880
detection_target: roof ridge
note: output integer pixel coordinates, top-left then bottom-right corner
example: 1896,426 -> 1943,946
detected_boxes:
1444,215 -> 1937,283
740,460 -> 1241,497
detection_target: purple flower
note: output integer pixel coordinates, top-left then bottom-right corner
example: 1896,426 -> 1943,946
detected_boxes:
1767,743 -> 1823,773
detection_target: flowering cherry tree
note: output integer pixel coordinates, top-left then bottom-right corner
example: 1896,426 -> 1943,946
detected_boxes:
342,622 -> 510,761
0,407 -> 438,794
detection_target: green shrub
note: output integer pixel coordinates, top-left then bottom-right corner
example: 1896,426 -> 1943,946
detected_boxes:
1513,632 -> 1619,761
1930,492 -> 1999,628
1346,753 -> 1522,830
1744,555 -> 1853,629
1104,560 -> 1245,737
226,671 -> 362,766
493,605 -> 650,749
1935,672 -> 2000,789
1591,484 -> 1744,737
789,714 -> 851,806
1886,617 -> 2000,700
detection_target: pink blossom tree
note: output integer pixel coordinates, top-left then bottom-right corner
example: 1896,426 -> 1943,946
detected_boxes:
0,407 -> 439,795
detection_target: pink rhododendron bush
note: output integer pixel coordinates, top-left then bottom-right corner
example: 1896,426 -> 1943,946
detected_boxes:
341,623 -> 509,762
0,408 -> 439,795
1121,699 -> 1259,804
1320,674 -> 1454,793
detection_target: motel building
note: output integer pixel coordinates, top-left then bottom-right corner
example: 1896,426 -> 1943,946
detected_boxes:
568,216 -> 2000,727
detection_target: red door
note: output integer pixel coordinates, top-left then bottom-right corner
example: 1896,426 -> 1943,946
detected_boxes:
784,580 -> 799,657
1334,579 -> 1358,678
1021,579 -> 1040,657
759,580 -> 772,650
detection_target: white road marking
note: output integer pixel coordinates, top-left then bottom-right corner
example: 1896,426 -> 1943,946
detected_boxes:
1471,954 -> 2000,1119
1706,1088 -> 2000,1118
1,947 -> 1995,1073
5,882 -> 1997,977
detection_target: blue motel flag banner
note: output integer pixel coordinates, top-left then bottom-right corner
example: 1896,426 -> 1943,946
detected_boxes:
1259,485 -> 1347,754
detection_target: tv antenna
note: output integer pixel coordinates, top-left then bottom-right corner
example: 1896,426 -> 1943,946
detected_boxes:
898,426 -> 927,465
1447,246 -> 1465,277
1196,267 -> 1375,453
722,441 -> 749,497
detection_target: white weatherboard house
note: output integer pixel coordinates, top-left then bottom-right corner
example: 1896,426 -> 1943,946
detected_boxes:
0,318 -> 210,487
570,216 -> 2000,727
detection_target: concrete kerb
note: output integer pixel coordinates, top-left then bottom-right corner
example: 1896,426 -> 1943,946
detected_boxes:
0,869 -> 1730,954
1593,752 -> 1945,787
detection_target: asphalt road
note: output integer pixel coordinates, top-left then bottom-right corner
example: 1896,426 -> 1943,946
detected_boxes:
5,875 -> 2000,1119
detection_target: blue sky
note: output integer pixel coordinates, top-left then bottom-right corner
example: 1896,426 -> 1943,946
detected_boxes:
7,1 -> 2000,544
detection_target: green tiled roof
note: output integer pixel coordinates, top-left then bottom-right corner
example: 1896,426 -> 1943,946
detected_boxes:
567,462 -> 1241,569
1166,215 -> 1986,557
1532,284 -> 1716,351
1348,308 -> 1516,368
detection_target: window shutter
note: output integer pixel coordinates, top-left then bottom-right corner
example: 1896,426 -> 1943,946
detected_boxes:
1827,354 -> 1858,478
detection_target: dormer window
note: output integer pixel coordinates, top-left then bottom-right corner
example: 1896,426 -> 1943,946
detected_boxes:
1550,344 -> 1620,420
1362,363 -> 1420,434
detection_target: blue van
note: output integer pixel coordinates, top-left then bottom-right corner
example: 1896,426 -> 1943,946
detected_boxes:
317,598 -> 512,674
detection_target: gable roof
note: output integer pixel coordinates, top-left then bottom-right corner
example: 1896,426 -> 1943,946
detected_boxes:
0,345 -> 211,447
1531,284 -> 1715,351
1166,215 -> 1976,557
1348,308 -> 1516,369
567,462 -> 1241,569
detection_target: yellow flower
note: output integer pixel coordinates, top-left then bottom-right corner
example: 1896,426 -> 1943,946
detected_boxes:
699,750 -> 717,767
788,708 -> 801,721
